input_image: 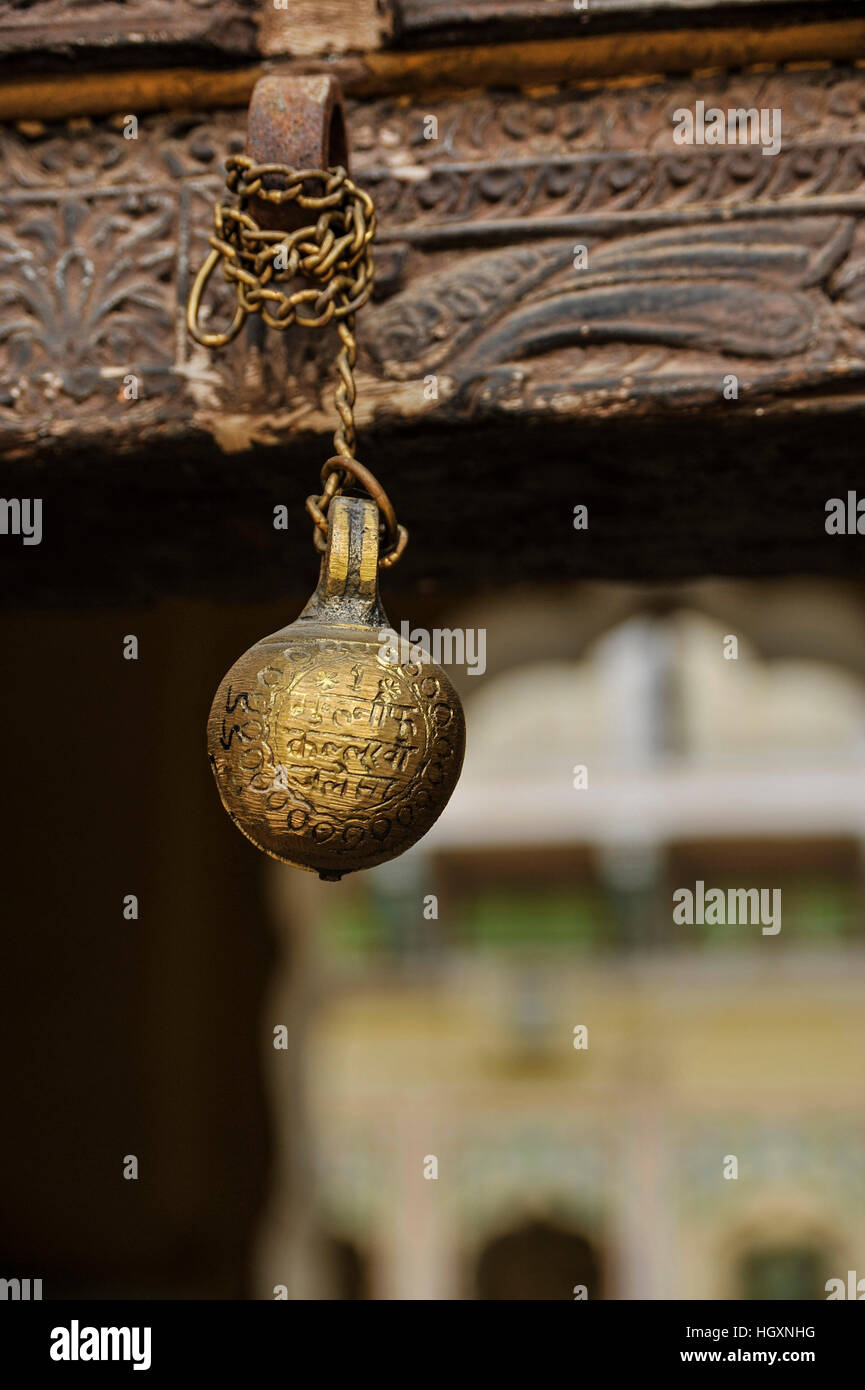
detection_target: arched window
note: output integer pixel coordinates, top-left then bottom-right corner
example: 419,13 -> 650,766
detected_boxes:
737,1244 -> 832,1301
323,1232 -> 369,1301
474,1219 -> 603,1301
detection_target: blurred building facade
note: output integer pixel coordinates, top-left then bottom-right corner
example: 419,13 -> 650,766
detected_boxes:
254,580 -> 865,1299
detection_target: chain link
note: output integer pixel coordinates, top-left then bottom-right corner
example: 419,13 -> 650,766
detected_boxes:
187,154 -> 406,567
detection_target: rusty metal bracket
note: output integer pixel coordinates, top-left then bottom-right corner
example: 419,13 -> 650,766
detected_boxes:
246,72 -> 347,170
247,73 -> 348,171
246,74 -> 349,230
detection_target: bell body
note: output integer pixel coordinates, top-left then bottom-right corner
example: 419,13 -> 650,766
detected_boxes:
207,496 -> 465,878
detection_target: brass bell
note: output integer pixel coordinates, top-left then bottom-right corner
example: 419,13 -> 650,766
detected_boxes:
207,495 -> 466,879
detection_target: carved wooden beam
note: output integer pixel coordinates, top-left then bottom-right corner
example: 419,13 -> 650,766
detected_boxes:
0,0 -> 259,69
2,32 -> 865,598
3,67 -> 865,449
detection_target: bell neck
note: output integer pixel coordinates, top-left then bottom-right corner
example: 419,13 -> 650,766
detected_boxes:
295,494 -> 390,631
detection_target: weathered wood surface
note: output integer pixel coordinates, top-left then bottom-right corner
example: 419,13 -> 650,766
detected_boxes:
389,0 -> 856,48
6,18 -> 865,121
1,65 -> 865,598
0,0 -> 852,70
0,0 -> 259,69
259,1 -> 393,58
3,68 -> 865,455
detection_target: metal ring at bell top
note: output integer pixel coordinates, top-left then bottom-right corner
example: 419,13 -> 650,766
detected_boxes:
320,455 -> 399,549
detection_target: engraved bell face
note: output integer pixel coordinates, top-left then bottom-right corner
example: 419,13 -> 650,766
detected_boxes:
207,496 -> 466,879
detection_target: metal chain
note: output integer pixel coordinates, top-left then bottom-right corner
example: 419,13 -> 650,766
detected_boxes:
187,154 -> 407,568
